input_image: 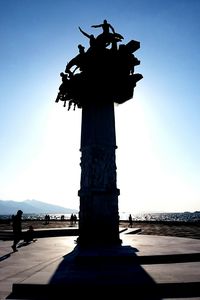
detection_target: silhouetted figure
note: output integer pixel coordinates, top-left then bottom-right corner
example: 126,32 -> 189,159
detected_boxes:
92,19 -> 115,35
91,19 -> 123,48
24,225 -> 34,244
65,44 -> 86,74
55,72 -> 70,103
11,210 -> 23,252
70,213 -> 77,226
129,214 -> 133,228
44,214 -> 50,225
55,20 -> 142,108
78,27 -> 96,49
73,214 -> 77,225
70,213 -> 74,226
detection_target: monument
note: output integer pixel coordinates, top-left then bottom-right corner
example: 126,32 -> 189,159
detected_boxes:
55,20 -> 143,246
8,22 -> 199,300
8,21 -> 176,300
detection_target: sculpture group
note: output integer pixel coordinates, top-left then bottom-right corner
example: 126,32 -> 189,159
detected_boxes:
55,20 -> 143,110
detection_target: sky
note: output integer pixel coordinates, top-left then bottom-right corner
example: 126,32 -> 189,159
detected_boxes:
0,0 -> 200,214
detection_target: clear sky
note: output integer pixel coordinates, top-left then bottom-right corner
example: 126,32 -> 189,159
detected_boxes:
0,0 -> 200,214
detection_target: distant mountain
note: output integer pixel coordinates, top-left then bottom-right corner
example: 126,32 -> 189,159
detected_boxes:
0,199 -> 78,215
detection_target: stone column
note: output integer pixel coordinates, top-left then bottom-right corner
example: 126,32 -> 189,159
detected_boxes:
78,100 -> 121,246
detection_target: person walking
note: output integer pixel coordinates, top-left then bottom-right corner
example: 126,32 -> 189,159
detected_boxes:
11,210 -> 23,252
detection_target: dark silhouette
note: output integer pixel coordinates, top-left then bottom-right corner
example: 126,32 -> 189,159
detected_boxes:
73,214 -> 77,225
69,213 -> 78,226
55,72 -> 70,103
47,246 -> 160,299
44,214 -> 50,225
0,253 -> 11,262
91,19 -> 124,48
78,27 -> 97,49
65,44 -> 86,74
128,214 -> 133,228
55,20 -> 143,109
11,210 -> 23,252
24,225 -> 35,244
92,19 -> 116,34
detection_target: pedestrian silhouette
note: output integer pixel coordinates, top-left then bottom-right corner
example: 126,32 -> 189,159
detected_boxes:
11,210 -> 23,252
129,214 -> 133,228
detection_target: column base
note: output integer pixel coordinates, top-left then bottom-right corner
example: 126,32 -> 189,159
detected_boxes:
78,188 -> 120,247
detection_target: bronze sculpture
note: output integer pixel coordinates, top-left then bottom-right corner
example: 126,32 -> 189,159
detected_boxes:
55,21 -> 142,110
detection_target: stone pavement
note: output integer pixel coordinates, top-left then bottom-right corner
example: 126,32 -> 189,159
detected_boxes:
0,229 -> 200,299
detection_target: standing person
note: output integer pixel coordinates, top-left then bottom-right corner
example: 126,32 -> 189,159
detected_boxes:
129,214 -> 133,228
11,210 -> 23,252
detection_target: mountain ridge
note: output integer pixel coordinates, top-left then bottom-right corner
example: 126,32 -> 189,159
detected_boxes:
0,199 -> 78,215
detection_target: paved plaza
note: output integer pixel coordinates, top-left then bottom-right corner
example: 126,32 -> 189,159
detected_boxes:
0,230 -> 200,299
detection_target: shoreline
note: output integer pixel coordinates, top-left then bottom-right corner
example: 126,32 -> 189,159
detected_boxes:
0,219 -> 200,240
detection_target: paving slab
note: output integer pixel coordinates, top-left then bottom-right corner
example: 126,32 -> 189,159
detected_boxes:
0,232 -> 200,299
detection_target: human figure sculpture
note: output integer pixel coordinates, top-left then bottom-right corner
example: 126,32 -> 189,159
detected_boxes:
55,20 -> 143,110
91,19 -> 124,48
65,44 -> 86,74
91,19 -> 116,35
55,72 -> 70,103
78,27 -> 97,49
